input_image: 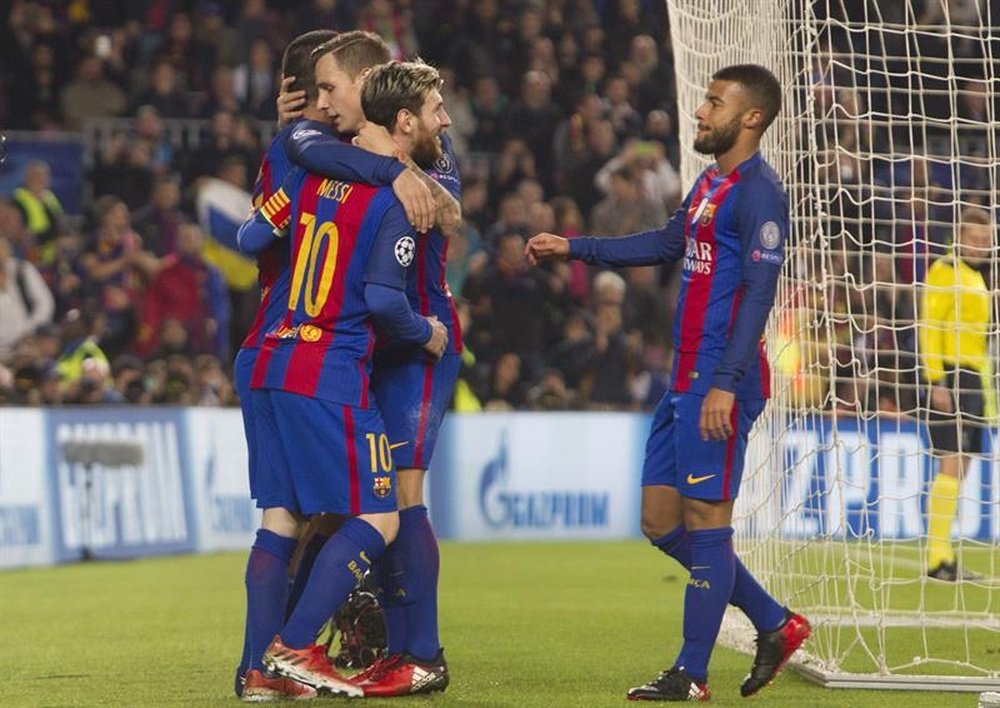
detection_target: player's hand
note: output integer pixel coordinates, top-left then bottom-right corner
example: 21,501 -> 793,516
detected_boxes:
353,121 -> 397,157
699,387 -> 736,441
391,170 -> 434,233
277,76 -> 306,127
422,316 -> 448,361
525,233 -> 570,265
930,384 -> 953,413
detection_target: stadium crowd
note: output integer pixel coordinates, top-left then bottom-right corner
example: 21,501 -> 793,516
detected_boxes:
0,0 -> 682,410
0,0 -> 992,412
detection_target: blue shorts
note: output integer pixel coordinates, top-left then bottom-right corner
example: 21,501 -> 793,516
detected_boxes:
372,350 -> 460,469
233,347 -> 259,494
256,390 -> 397,516
641,393 -> 766,501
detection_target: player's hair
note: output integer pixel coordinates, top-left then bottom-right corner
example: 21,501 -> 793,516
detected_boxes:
311,30 -> 391,79
281,30 -> 338,103
712,63 -> 782,131
361,60 -> 442,130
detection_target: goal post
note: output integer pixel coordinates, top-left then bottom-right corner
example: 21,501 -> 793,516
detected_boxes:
665,0 -> 1000,691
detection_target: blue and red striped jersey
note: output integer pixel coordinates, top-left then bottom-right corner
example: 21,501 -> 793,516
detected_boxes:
569,152 -> 788,400
376,132 -> 464,354
250,168 -> 417,407
241,123 -> 297,351
241,120 -> 407,351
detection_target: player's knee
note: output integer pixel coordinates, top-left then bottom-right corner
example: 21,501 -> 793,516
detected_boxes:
360,511 -> 400,545
640,512 -> 672,541
396,467 -> 426,508
260,507 -> 302,538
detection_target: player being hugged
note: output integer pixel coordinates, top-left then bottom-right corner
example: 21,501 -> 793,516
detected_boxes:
344,63 -> 463,699
527,64 -> 810,702
234,59 -> 449,698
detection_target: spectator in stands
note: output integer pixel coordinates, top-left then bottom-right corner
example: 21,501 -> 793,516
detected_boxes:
484,351 -> 530,410
359,0 -> 420,60
506,70 -> 562,189
54,308 -> 113,403
439,67 -> 476,156
10,41 -> 63,129
91,132 -> 156,210
527,368 -> 579,410
132,174 -> 187,258
585,270 -> 639,408
0,198 -> 34,261
469,75 -> 508,153
629,34 -> 674,114
643,108 -> 679,168
491,138 -> 538,202
11,160 -> 64,260
463,230 -> 550,375
135,223 -> 230,360
183,110 -> 253,182
589,164 -> 666,235
602,74 -> 643,141
233,38 -> 277,119
78,196 -> 158,357
152,11 -> 215,94
565,118 -> 618,218
133,105 -> 175,174
596,138 -> 682,211
39,230 -> 87,317
59,54 -> 127,130
0,232 -> 55,359
197,2 -> 242,69
135,58 -> 190,118
482,192 -> 531,251
554,92 -> 604,176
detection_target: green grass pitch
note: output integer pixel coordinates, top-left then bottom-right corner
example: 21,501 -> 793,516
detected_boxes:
0,541 -> 991,706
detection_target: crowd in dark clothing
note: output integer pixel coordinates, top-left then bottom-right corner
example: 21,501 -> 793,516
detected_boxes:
1,0 -> 686,410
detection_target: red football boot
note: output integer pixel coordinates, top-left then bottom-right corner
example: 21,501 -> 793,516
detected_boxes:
241,669 -> 318,702
740,611 -> 811,697
355,650 -> 449,697
262,636 -> 362,698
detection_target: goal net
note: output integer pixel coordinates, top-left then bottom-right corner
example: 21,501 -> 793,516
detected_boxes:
666,0 -> 1000,691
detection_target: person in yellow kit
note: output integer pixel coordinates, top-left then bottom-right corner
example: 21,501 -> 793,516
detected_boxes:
919,205 -> 993,581
12,161 -> 65,264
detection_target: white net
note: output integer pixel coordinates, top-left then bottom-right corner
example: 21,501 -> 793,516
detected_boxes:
666,0 -> 1000,691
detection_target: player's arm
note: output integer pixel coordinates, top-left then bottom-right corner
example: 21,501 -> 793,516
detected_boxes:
236,173 -> 299,254
526,202 -> 688,267
289,124 -> 436,234
711,181 -> 789,395
918,261 -> 950,384
363,202 -> 448,358
919,261 -> 954,412
355,123 -> 461,233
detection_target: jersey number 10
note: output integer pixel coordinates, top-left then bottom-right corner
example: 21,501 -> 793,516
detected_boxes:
289,211 -> 340,318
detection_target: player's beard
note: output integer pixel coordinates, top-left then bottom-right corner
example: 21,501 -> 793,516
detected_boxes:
694,116 -> 742,156
411,127 -> 443,166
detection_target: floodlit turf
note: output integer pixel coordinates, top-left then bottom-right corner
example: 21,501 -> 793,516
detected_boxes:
0,541 -> 988,706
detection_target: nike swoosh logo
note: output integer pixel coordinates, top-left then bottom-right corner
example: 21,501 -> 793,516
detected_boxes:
389,441 -> 409,450
686,473 -> 715,485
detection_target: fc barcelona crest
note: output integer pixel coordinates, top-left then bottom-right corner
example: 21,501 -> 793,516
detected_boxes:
700,203 -> 717,226
373,476 -> 393,499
